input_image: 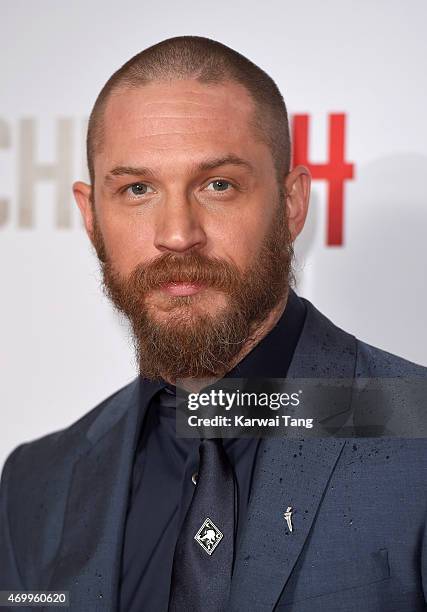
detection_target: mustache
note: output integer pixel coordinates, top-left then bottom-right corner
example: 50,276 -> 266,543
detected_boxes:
123,251 -> 241,293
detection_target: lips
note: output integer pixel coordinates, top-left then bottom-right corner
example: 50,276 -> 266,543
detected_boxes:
161,281 -> 205,296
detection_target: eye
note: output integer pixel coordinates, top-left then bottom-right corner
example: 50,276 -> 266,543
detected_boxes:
126,182 -> 155,198
205,179 -> 233,192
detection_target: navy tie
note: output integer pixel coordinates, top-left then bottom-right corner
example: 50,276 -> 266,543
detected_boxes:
168,437 -> 236,611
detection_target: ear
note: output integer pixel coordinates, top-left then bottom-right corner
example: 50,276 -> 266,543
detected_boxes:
283,165 -> 311,241
73,181 -> 95,242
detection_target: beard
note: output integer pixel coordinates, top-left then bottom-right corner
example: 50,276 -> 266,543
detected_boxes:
91,189 -> 294,382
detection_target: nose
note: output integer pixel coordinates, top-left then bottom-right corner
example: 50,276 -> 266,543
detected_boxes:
153,193 -> 207,254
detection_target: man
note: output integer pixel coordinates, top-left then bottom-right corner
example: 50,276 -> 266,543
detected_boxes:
0,36 -> 426,612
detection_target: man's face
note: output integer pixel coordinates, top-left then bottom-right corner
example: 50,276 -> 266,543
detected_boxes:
76,79 -> 296,382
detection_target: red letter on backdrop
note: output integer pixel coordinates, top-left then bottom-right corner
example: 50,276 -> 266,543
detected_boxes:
292,114 -> 354,246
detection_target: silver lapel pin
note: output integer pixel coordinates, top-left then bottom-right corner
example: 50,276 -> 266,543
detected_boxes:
284,506 -> 294,532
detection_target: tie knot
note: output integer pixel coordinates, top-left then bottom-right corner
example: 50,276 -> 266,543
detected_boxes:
198,437 -> 232,479
201,436 -> 222,444
200,437 -> 225,453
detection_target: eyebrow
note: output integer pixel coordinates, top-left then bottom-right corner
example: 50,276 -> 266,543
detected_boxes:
104,154 -> 255,184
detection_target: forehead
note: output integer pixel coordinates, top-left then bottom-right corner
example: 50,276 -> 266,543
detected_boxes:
98,79 -> 266,171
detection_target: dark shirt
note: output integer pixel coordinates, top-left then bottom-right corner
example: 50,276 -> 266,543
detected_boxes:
119,289 -> 307,612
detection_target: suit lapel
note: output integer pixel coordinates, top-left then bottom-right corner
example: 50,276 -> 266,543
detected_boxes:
44,377 -> 161,611
228,300 -> 357,611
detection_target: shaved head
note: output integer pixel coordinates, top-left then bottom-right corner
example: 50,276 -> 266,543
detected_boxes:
86,35 -> 291,188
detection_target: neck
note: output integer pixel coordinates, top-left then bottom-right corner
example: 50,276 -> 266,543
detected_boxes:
169,289 -> 290,393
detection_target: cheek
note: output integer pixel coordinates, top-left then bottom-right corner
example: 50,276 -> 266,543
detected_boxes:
214,209 -> 271,268
98,211 -> 156,275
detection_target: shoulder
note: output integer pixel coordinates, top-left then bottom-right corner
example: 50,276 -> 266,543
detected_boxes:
355,338 -> 427,377
301,295 -> 426,377
1,377 -> 140,489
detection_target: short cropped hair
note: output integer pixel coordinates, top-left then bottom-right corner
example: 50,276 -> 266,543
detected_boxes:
86,35 -> 291,187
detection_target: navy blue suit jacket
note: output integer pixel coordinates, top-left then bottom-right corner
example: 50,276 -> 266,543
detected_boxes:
1,298 -> 426,611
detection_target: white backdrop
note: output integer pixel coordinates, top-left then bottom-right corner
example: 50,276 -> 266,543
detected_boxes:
1,0 -> 426,468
